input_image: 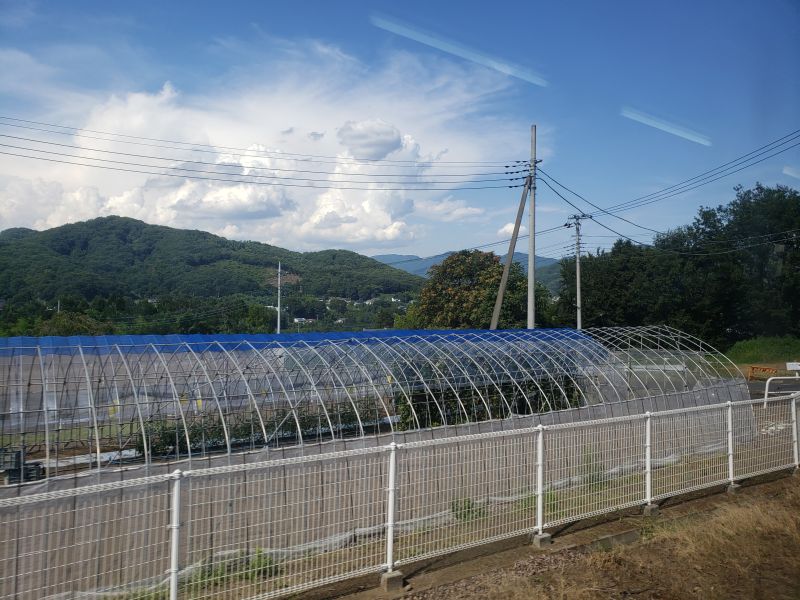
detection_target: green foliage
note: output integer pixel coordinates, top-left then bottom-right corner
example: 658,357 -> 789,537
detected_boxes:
450,497 -> 486,521
725,336 -> 800,364
536,261 -> 563,294
555,184 -> 800,348
185,549 -> 282,590
244,549 -> 281,580
407,250 -> 554,329
517,490 -> 566,521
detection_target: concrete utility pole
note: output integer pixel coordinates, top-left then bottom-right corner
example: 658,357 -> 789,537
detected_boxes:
567,214 -> 589,329
574,218 -> 582,330
490,177 -> 532,330
527,125 -> 536,329
491,123 -> 539,331
276,262 -> 281,334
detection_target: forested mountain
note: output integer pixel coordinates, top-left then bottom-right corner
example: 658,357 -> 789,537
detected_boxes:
0,216 -> 422,303
0,217 -> 422,336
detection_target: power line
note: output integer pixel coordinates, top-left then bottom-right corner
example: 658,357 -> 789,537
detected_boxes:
601,130 -> 800,214
0,133 -> 524,179
0,116 -> 528,167
0,141 -> 523,186
538,175 -> 800,256
537,168 -> 664,234
587,215 -> 799,257
537,128 -> 800,222
0,150 -> 524,191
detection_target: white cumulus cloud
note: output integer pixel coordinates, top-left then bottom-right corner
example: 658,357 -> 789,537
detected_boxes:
497,222 -> 528,237
0,36 -> 537,253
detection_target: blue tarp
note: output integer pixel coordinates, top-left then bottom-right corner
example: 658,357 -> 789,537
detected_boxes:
0,328 -> 596,356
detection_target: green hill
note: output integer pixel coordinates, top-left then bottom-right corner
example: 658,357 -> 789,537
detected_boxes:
0,216 -> 424,303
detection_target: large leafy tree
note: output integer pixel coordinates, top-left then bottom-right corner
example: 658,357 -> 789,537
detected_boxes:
399,250 -> 553,329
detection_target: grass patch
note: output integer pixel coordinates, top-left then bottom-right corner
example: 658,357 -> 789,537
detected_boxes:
726,335 -> 800,365
481,481 -> 800,600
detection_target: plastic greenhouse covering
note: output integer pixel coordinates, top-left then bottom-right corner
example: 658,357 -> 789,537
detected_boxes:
0,325 -> 747,486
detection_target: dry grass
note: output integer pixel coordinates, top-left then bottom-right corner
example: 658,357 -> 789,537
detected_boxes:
484,482 -> 800,600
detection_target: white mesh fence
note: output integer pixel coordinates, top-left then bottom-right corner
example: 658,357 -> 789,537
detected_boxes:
0,394 -> 796,599
0,475 -> 171,600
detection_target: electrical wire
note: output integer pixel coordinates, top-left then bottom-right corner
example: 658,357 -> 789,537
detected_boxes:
0,150 -> 524,191
0,116 -> 528,167
537,168 -> 664,234
540,176 -> 800,255
0,133 -> 525,179
600,130 -> 800,214
587,215 -> 799,257
536,128 -> 800,222
0,141 -> 523,186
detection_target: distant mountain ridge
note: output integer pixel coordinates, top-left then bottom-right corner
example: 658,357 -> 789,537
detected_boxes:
0,216 -> 424,302
373,251 -> 563,293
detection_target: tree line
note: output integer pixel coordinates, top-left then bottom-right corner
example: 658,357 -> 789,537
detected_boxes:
401,184 -> 799,350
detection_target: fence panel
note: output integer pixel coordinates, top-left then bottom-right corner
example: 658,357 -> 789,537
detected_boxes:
734,398 -> 794,479
650,405 -> 729,499
0,476 -> 171,600
543,417 -> 645,527
0,394 -> 798,599
180,448 -> 387,599
394,431 -> 538,565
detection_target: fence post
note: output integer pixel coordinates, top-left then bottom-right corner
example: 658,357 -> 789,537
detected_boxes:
726,402 -> 739,493
168,469 -> 183,600
644,412 -> 652,504
533,424 -> 551,547
791,396 -> 799,472
385,442 -> 397,572
381,443 -> 404,592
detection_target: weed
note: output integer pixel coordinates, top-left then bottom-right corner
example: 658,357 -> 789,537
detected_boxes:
451,497 -> 486,521
244,548 -> 282,580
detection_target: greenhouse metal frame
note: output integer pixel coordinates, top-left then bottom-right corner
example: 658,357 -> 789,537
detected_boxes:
0,325 -> 746,485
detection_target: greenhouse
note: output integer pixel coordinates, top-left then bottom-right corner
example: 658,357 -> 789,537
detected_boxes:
0,325 -> 748,486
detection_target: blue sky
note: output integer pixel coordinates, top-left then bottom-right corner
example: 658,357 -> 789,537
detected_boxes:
0,0 -> 798,260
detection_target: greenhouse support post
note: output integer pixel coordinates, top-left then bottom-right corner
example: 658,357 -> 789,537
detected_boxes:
169,470 -> 183,600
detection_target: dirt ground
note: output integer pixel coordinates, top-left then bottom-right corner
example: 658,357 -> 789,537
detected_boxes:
341,474 -> 800,600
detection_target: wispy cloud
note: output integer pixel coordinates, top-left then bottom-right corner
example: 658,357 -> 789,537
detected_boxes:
621,106 -> 711,146
371,13 -> 547,87
783,166 -> 800,180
